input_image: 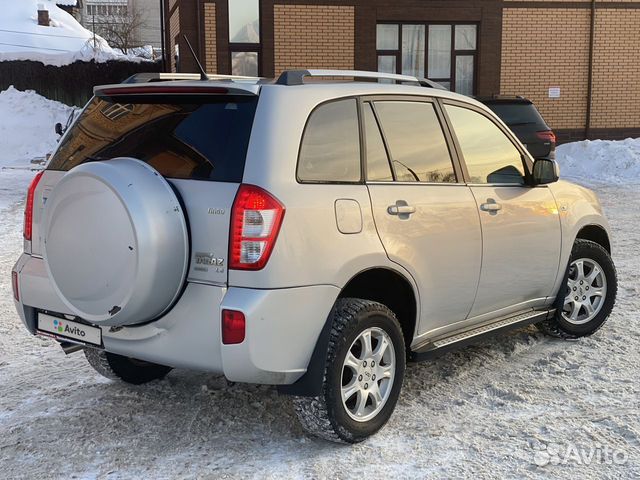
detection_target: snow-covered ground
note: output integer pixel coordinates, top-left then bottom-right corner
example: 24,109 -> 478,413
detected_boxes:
0,0 -> 144,66
0,88 -> 638,478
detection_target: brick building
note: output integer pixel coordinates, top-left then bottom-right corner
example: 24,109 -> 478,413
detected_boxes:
163,0 -> 640,142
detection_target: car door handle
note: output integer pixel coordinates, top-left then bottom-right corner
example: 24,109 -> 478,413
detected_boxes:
387,204 -> 416,215
480,201 -> 502,212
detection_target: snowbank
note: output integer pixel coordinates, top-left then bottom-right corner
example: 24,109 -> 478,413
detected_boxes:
0,86 -> 73,212
0,0 -> 143,66
0,86 -> 75,169
556,138 -> 640,185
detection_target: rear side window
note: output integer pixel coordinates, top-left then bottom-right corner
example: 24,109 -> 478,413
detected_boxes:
445,105 -> 525,184
48,95 -> 258,182
374,101 -> 456,183
297,99 -> 361,183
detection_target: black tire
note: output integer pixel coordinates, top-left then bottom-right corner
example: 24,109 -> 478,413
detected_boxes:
537,239 -> 617,339
293,298 -> 406,443
84,348 -> 172,385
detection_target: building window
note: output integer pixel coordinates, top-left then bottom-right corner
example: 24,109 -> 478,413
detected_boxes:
228,0 -> 260,76
376,23 -> 478,95
86,3 -> 128,17
231,51 -> 258,77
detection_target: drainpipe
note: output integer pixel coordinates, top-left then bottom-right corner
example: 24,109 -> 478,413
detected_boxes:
197,0 -> 203,67
159,0 -> 166,71
585,0 -> 596,140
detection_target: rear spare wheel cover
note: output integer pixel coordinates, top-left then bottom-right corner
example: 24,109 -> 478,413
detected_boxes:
42,158 -> 189,326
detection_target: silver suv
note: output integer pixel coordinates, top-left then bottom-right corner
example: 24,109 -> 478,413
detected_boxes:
11,70 -> 617,443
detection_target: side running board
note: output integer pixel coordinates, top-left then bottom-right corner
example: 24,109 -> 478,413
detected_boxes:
411,309 -> 554,362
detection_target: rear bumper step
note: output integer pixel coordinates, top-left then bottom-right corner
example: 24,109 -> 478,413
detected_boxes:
411,309 -> 554,361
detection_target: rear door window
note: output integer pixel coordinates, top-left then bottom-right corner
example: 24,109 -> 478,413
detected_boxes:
48,95 -> 258,182
297,99 -> 361,183
364,103 -> 393,181
374,101 -> 457,183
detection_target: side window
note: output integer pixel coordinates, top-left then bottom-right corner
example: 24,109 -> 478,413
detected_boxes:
298,99 -> 361,183
445,105 -> 525,184
374,101 -> 456,183
364,103 -> 393,181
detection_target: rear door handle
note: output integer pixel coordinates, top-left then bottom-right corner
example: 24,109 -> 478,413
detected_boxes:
388,205 -> 416,215
387,201 -> 415,218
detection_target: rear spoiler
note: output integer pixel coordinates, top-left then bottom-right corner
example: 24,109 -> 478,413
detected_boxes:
122,72 -> 261,84
94,81 -> 260,98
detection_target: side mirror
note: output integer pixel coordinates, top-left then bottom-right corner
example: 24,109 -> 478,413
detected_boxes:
532,158 -> 559,185
54,122 -> 64,136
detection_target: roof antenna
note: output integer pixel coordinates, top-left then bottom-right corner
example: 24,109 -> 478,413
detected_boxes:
182,34 -> 208,81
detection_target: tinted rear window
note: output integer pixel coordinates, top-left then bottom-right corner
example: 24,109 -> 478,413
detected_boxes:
485,103 -> 546,127
297,99 -> 361,183
48,95 -> 258,182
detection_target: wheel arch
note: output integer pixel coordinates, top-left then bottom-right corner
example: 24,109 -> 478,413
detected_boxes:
338,267 -> 418,347
278,266 -> 418,397
576,224 -> 611,253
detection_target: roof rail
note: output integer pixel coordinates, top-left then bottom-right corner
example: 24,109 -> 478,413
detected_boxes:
418,78 -> 449,91
122,72 -> 261,84
276,69 -> 421,86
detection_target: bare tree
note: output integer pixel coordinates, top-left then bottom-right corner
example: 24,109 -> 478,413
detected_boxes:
95,5 -> 147,55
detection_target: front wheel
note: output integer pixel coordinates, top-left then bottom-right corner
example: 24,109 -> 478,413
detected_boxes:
293,298 -> 406,443
538,239 -> 617,339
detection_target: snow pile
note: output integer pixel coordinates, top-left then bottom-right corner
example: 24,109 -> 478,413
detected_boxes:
0,0 -> 143,66
557,138 -> 640,185
0,86 -> 75,169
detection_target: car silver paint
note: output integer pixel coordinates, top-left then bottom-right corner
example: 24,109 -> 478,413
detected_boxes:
12,75 -> 612,386
170,178 -> 238,286
368,182 -> 482,335
41,158 -> 189,326
466,184 -> 561,317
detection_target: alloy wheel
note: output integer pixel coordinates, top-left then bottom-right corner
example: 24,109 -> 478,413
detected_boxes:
341,327 -> 396,422
562,258 -> 607,325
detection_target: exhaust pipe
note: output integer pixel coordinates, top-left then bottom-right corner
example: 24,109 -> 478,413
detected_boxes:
60,342 -> 84,355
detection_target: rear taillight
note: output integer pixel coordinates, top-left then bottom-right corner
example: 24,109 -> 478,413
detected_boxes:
12,271 -> 19,301
23,171 -> 44,241
536,130 -> 557,145
222,309 -> 246,344
230,184 -> 285,270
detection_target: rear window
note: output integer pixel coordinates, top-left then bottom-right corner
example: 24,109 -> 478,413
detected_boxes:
48,95 -> 258,182
484,102 -> 546,127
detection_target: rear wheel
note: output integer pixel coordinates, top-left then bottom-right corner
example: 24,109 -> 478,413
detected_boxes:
84,348 -> 172,385
293,298 -> 405,443
538,239 -> 617,338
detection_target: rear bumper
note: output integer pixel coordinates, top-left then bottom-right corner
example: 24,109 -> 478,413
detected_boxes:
13,253 -> 339,385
